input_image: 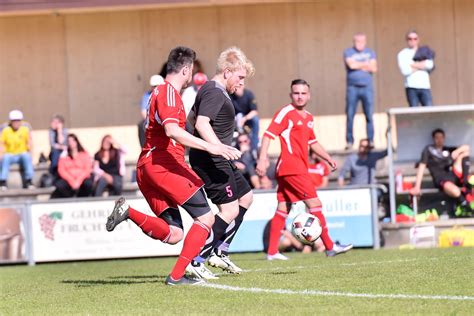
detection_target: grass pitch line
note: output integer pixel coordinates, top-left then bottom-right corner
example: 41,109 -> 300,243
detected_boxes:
201,283 -> 474,301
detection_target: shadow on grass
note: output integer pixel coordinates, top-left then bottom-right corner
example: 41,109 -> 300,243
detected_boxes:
62,275 -> 167,287
271,271 -> 298,275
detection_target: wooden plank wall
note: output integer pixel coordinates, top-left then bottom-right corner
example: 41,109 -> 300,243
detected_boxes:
0,0 -> 472,131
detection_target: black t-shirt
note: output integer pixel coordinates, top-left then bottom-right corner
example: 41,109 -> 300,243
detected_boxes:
420,145 -> 456,178
189,81 -> 236,164
94,151 -> 121,176
231,89 -> 257,115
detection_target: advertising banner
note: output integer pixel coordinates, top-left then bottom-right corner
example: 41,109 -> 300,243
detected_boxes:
0,205 -> 28,263
26,187 -> 375,263
29,198 -> 196,262
230,188 -> 374,252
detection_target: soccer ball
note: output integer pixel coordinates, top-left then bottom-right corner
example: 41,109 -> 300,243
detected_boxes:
291,213 -> 322,245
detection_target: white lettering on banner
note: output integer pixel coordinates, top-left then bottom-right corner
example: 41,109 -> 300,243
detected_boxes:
243,189 -> 372,221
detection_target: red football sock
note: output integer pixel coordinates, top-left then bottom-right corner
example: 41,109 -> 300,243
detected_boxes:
310,207 -> 334,251
170,221 -> 210,280
128,207 -> 171,242
268,210 -> 288,255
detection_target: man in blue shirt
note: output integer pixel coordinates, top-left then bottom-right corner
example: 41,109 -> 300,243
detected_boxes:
343,33 -> 377,149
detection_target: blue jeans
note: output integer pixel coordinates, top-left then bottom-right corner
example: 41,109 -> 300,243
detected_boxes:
0,152 -> 35,181
245,116 -> 260,151
406,88 -> 432,107
346,85 -> 374,144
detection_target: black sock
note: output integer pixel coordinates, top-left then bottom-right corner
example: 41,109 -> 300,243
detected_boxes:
194,214 -> 229,262
461,157 -> 471,188
215,206 -> 247,256
458,194 -> 467,206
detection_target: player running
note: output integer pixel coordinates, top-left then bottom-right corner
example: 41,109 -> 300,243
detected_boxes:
256,79 -> 353,260
185,47 -> 255,280
105,46 -> 241,286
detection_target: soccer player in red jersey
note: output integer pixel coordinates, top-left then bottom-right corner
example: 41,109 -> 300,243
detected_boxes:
105,46 -> 241,285
256,79 -> 353,260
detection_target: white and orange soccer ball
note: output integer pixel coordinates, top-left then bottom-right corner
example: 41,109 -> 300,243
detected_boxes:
291,213 -> 322,245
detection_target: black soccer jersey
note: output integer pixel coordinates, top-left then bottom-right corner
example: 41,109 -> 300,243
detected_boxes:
420,145 -> 456,179
191,80 -> 236,146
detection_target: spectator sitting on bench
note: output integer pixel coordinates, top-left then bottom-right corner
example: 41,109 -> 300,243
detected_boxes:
51,134 -> 93,198
92,135 -> 125,197
0,110 -> 35,190
410,128 -> 472,216
338,138 -> 387,186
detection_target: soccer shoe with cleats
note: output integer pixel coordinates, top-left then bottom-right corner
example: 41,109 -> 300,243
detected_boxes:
165,275 -> 205,286
266,252 -> 289,261
208,253 -> 243,274
186,261 -> 219,280
326,243 -> 353,257
106,197 -> 129,232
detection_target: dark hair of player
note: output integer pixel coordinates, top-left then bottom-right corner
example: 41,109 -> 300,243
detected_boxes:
291,79 -> 310,89
431,128 -> 445,138
166,46 -> 196,75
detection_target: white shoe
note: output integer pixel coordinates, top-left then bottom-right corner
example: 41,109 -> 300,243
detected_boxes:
266,252 -> 289,261
208,253 -> 243,274
185,261 -> 219,280
326,243 -> 353,257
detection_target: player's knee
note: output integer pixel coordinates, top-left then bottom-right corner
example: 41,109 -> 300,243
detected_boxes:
239,191 -> 253,208
196,211 -> 215,228
167,226 -> 184,244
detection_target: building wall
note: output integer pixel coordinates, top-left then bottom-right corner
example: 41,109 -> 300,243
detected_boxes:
0,0 -> 473,132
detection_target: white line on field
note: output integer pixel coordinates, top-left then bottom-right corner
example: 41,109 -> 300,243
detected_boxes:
200,283 -> 474,301
218,257 -> 439,275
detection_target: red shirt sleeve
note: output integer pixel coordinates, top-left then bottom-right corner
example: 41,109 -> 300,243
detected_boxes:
308,118 -> 318,145
158,84 -> 181,126
264,109 -> 288,139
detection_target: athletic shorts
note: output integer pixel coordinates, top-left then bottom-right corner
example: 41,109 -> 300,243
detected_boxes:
276,173 -> 318,203
433,172 -> 461,189
191,159 -> 252,205
159,208 -> 183,229
136,154 -> 204,216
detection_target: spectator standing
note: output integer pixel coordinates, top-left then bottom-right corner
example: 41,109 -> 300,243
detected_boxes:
397,30 -> 434,107
338,138 -> 387,186
343,33 -> 377,149
308,149 -> 329,189
410,129 -> 472,216
48,114 -> 68,176
93,135 -> 125,197
231,86 -> 260,152
51,134 -> 93,198
0,110 -> 35,190
138,74 -> 165,148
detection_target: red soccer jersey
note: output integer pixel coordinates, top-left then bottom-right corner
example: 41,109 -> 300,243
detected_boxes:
308,162 -> 329,188
264,104 -> 318,177
141,81 -> 186,164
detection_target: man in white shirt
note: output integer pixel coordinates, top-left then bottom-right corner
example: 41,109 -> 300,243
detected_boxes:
397,30 -> 434,107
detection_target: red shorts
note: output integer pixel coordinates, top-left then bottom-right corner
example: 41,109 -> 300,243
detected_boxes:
136,155 -> 204,216
276,173 -> 318,203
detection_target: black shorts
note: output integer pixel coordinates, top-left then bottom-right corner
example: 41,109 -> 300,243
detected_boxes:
159,208 -> 183,229
432,172 -> 460,189
191,157 -> 252,205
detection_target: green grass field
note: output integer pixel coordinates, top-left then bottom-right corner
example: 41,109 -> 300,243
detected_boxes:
1,248 -> 473,315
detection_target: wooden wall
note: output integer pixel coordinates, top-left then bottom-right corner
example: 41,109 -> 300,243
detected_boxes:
0,0 -> 472,130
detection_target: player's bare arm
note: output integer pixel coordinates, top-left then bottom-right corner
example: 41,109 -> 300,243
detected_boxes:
410,162 -> 427,196
310,142 -> 337,171
256,135 -> 271,176
164,122 -> 241,160
195,115 -> 222,144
